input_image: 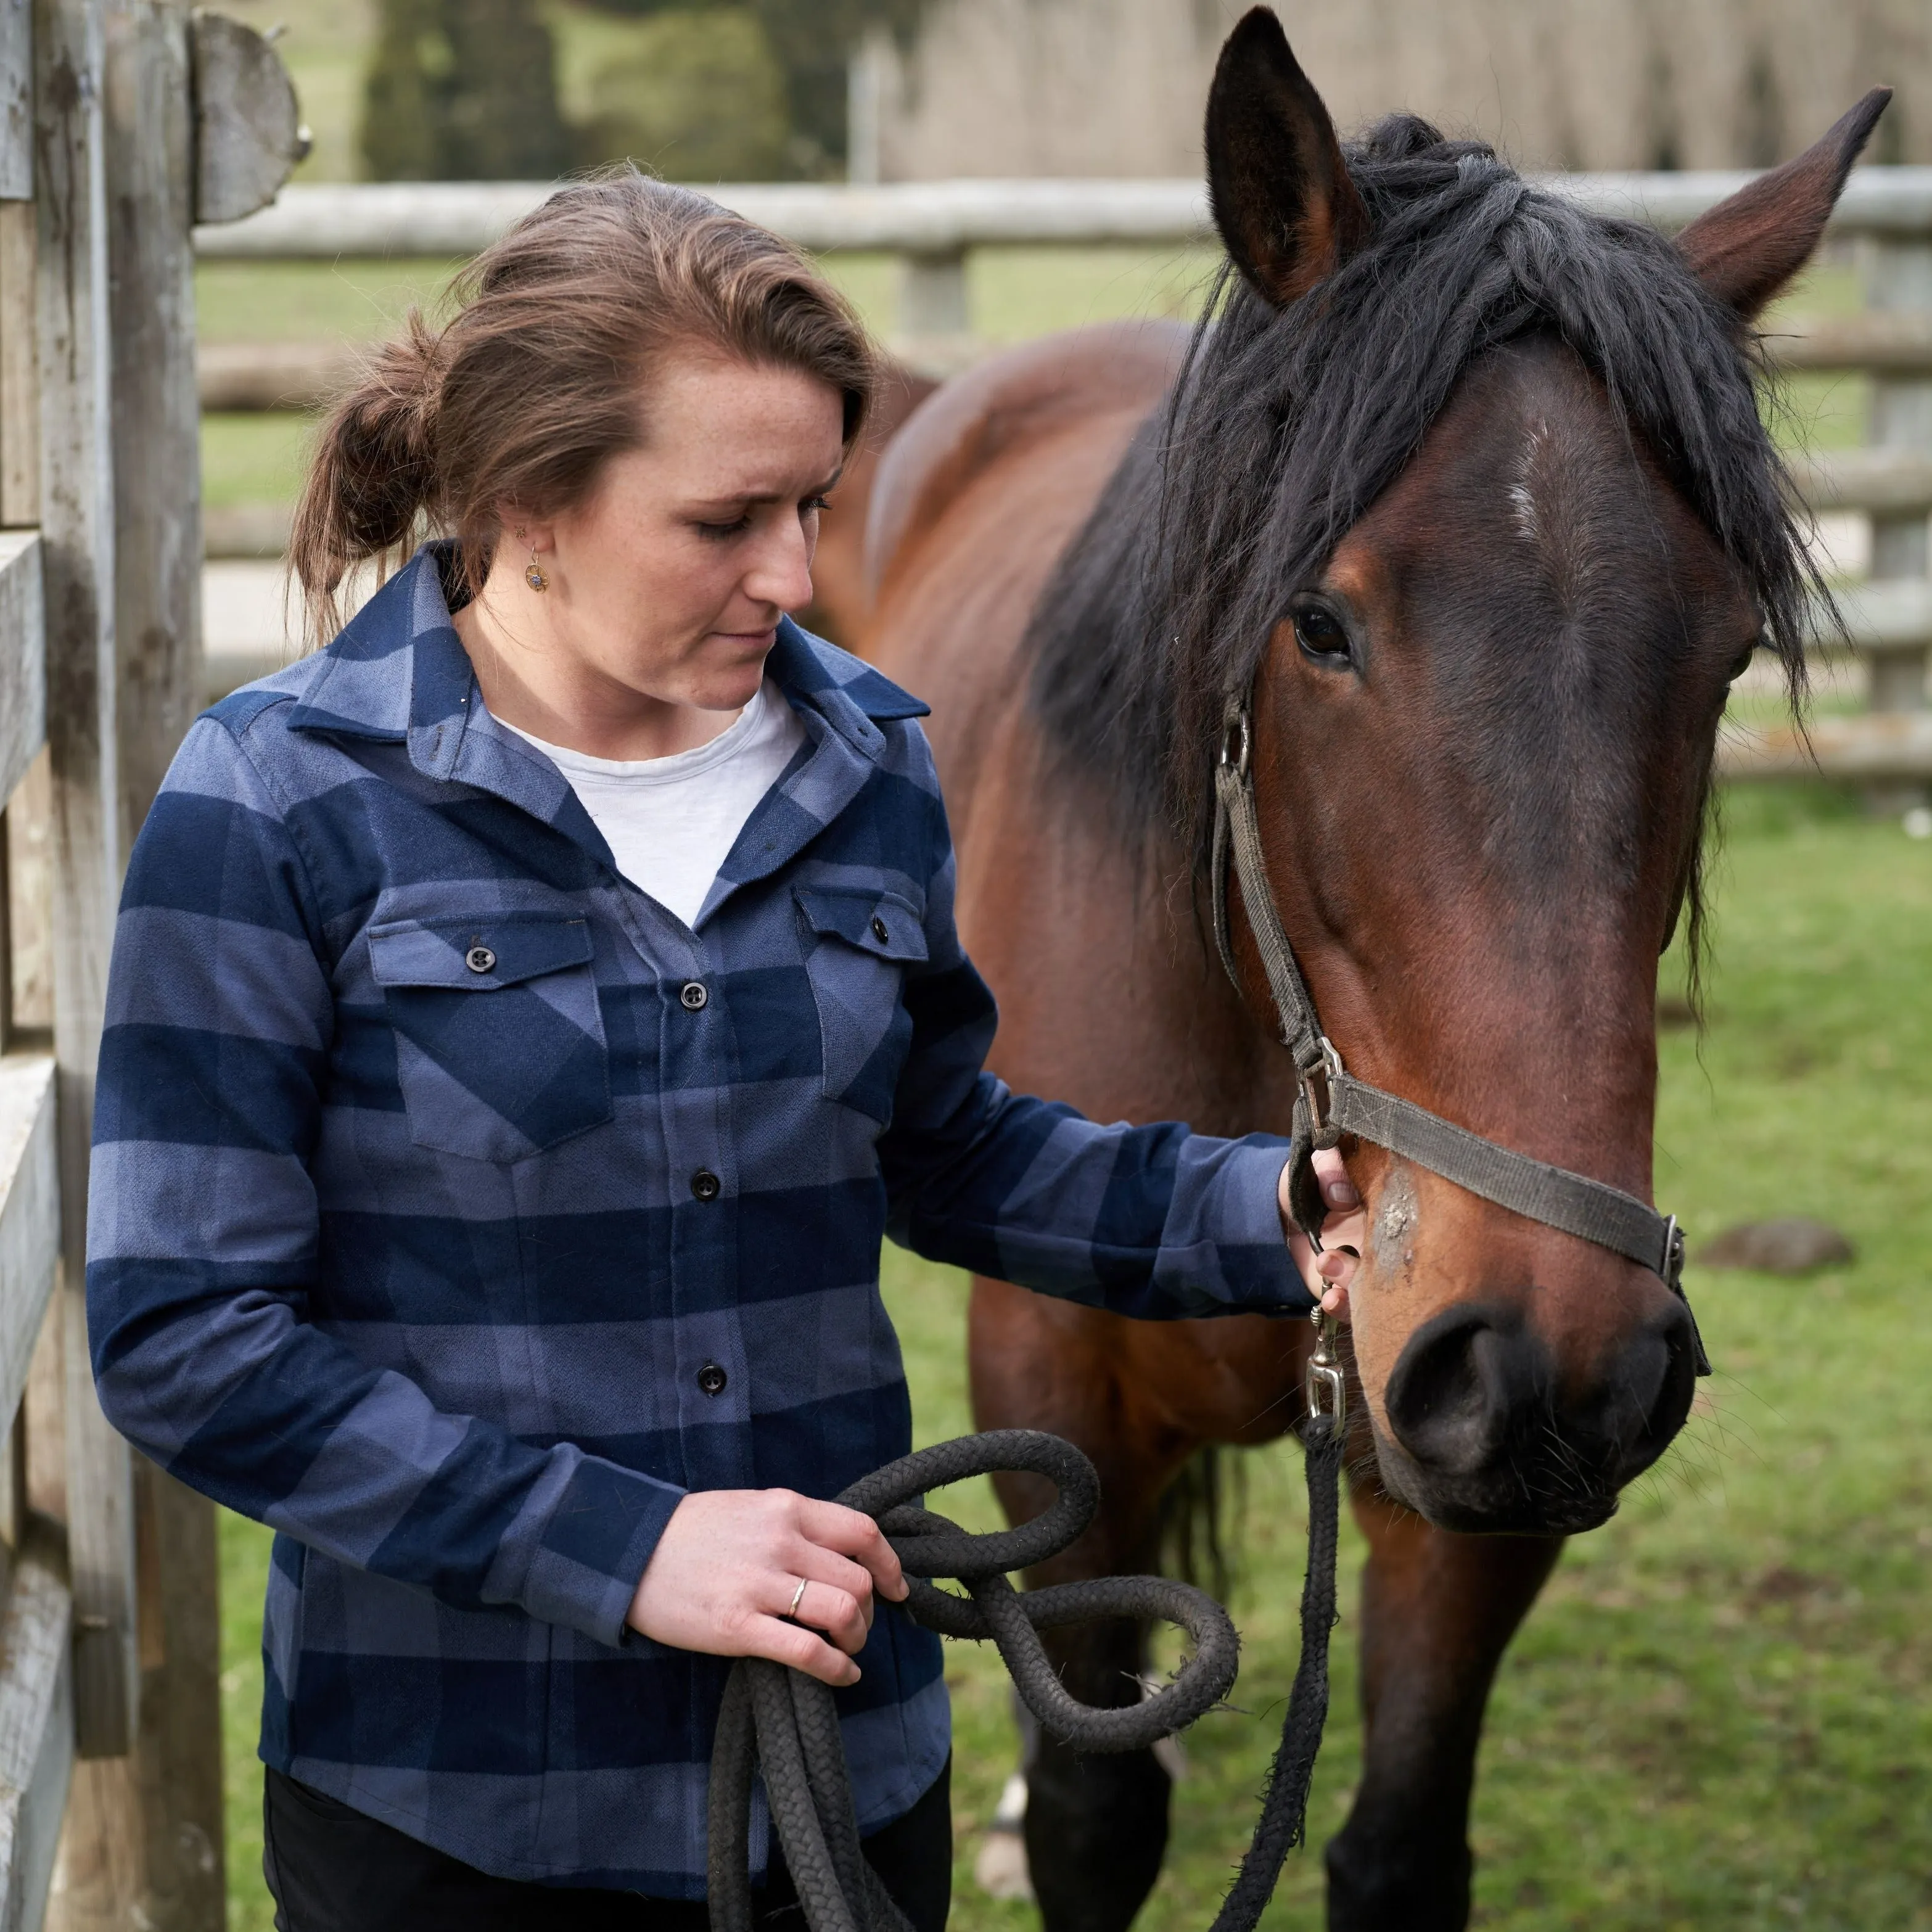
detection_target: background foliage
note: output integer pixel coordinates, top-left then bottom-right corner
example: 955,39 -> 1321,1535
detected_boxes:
355,0 -> 927,181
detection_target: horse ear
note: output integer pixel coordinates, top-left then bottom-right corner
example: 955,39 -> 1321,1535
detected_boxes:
1675,89 -> 1891,322
1205,7 -> 1370,309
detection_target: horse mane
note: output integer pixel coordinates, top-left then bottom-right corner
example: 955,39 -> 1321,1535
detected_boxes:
1025,114 -> 1825,979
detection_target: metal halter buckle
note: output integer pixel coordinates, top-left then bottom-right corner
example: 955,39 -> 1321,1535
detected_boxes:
1305,1310 -> 1346,1429
1300,1035 -> 1345,1138
1219,705 -> 1252,781
1660,1214 -> 1686,1293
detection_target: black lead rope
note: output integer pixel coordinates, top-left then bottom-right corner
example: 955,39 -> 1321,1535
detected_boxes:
709,1424 -> 1346,1932
1209,691 -> 1711,1376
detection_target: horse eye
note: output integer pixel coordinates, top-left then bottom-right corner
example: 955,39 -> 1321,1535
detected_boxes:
1727,639 -> 1761,683
1292,603 -> 1350,665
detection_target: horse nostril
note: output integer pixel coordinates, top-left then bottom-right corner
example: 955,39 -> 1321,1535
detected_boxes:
1384,1304 -> 1548,1476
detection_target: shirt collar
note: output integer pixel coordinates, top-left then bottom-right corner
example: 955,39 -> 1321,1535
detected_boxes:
284,543 -> 931,769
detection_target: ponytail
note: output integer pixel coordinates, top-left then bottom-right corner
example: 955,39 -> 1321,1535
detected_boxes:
289,314 -> 443,646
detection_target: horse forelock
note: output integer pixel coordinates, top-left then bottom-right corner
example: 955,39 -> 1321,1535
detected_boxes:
1024,113 -> 1823,988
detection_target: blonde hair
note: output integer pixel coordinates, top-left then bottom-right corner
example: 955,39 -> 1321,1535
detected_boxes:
290,170 -> 878,644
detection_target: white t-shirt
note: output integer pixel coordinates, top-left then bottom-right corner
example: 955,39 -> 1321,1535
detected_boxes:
501,680 -> 808,929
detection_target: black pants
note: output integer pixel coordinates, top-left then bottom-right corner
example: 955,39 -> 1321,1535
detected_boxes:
263,1759 -> 952,1932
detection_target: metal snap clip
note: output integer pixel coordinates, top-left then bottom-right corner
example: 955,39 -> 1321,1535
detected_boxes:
465,945 -> 496,975
1305,1309 -> 1346,1429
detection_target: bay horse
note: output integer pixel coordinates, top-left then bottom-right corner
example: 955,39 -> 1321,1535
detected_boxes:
858,13 -> 1885,1931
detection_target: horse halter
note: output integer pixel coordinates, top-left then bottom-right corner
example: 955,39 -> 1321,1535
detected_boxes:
1210,692 -> 1711,1377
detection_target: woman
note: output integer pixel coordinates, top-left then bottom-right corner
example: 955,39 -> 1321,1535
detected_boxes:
88,174 -> 1361,1931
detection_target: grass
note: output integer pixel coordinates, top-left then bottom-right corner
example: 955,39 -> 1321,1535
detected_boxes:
217,783 -> 1932,1930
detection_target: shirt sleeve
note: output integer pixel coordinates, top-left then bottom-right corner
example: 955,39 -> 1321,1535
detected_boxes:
85,712 -> 683,1650
877,731 -> 1307,1321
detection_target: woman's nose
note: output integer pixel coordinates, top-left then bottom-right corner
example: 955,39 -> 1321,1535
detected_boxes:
744,516 -> 816,613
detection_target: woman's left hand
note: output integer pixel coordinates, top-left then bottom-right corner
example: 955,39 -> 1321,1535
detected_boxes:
1281,1147 -> 1366,1320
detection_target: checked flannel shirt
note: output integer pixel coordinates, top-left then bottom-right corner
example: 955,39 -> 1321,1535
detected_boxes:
86,543 -> 1304,1895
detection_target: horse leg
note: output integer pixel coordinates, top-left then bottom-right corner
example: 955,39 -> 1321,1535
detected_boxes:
1324,1490 -> 1563,1932
969,1277 -> 1188,1932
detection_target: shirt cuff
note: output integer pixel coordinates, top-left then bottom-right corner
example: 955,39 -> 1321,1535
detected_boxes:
516,1453 -> 687,1648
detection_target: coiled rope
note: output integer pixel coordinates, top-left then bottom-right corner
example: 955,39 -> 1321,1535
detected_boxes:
709,1420 -> 1345,1932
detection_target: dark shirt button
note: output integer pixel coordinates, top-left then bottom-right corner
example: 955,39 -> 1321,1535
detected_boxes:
691,1169 -> 721,1202
465,945 -> 496,974
870,916 -> 889,943
679,980 -> 709,1011
697,1362 -> 728,1397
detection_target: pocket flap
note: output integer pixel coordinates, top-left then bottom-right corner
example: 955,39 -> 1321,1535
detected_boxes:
794,887 -> 928,964
368,913 -> 594,990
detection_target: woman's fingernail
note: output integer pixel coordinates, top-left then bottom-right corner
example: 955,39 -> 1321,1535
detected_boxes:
1325,1178 -> 1359,1206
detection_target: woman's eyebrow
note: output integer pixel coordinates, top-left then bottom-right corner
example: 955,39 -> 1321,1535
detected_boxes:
686,467 -> 846,510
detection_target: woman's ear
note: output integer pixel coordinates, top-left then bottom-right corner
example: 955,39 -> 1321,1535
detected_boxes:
1674,88 -> 1891,323
1204,7 -> 1370,310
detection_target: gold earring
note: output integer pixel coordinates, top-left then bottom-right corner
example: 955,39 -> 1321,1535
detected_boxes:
524,551 -> 548,593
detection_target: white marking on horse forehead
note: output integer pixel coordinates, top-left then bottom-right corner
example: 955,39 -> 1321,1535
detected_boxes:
1509,417 -> 1553,546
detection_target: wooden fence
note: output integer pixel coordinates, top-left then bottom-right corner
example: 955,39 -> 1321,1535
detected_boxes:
0,2 -> 300,1926
194,171 -> 1932,787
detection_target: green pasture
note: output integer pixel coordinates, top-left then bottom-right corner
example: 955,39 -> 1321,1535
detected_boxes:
217,783 -> 1932,1930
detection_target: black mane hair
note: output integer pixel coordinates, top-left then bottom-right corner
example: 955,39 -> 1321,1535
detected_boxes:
1026,115 -> 1823,947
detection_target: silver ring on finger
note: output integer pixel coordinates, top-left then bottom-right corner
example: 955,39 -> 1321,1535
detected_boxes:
786,1576 -> 808,1620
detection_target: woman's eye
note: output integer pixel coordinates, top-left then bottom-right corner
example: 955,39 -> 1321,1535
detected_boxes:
1292,604 -> 1350,664
802,495 -> 832,515
696,514 -> 750,540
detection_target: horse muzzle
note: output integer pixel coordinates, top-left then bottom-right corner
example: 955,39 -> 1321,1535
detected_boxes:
1368,1292 -> 1699,1535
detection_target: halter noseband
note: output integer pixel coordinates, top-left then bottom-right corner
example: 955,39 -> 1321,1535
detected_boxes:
1210,692 -> 1710,1376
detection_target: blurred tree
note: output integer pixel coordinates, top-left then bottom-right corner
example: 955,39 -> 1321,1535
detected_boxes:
570,0 -> 928,177
582,9 -> 789,179
361,0 -> 576,179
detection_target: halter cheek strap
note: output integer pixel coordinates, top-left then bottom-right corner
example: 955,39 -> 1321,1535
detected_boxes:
1211,693 -> 1710,1376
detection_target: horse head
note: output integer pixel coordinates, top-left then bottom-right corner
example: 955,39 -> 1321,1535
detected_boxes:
1181,11 -> 1882,1533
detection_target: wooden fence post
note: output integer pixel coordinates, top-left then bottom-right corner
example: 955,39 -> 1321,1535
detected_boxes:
31,0 -> 138,1770
109,0 -> 222,1919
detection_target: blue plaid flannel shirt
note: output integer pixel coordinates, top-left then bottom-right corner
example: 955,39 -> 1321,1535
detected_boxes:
87,545 -> 1302,1894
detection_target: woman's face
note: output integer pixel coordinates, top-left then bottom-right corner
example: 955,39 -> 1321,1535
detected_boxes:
528,345 -> 847,718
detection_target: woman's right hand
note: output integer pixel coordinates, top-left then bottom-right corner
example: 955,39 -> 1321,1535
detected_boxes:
626,1488 -> 908,1686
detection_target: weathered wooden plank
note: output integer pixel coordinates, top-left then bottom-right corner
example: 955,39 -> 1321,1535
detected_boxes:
1768,311 -> 1932,378
197,339 -> 356,413
0,535 -> 44,815
107,0 -> 200,843
187,13 -> 302,226
188,168 -> 1932,261
200,503 -> 288,560
0,201 -> 36,529
0,0 -> 28,202
1788,448 -> 1932,517
0,1532 -> 75,1932
0,1057 -> 55,1448
1812,579 -> 1932,658
1720,709 -> 1932,782
60,6 -> 228,1925
34,0 -> 136,1759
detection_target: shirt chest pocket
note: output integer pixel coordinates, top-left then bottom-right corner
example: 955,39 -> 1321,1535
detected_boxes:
367,913 -> 612,1163
795,887 -> 927,1126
